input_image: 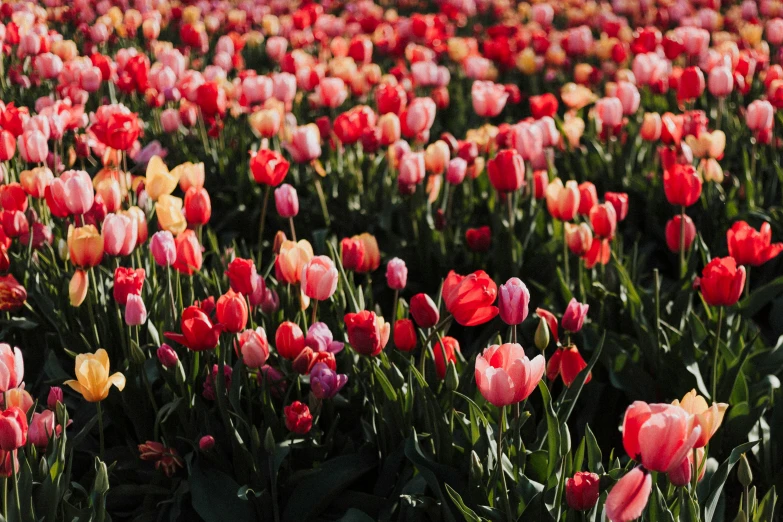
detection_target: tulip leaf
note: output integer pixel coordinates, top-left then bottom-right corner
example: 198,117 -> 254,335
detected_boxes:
190,464 -> 256,522
584,425 -> 603,474
536,380 -> 561,479
739,276 -> 783,318
704,440 -> 760,522
372,363 -> 398,402
753,486 -> 776,522
445,484 -> 481,522
557,332 -> 605,424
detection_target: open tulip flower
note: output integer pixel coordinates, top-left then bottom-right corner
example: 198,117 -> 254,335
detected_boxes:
0,0 -> 780,520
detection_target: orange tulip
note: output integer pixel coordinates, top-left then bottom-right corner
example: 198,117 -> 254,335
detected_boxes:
68,225 -> 104,267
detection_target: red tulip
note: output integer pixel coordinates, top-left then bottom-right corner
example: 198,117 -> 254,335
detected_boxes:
0,407 -> 27,450
546,345 -> 591,386
566,471 -> 600,511
665,215 -> 696,253
487,149 -> 525,193
344,310 -> 390,357
697,257 -> 746,307
465,226 -> 491,252
410,293 -> 440,328
173,230 -> 203,275
663,164 -> 702,207
216,290 -> 248,333
249,149 -> 290,186
433,336 -> 459,380
529,93 -> 558,119
393,319 -> 417,352
442,270 -> 499,326
113,267 -> 145,306
284,401 -> 312,434
577,182 -> 597,216
589,202 -> 617,239
340,237 -> 365,272
184,187 -> 211,225
165,302 -> 223,352
605,192 -> 629,221
275,321 -> 306,360
583,238 -> 611,269
727,221 -> 783,267
677,66 -> 705,101
226,258 -> 259,296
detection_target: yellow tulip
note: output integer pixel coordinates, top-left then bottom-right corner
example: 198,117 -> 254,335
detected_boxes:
672,389 -> 728,448
145,156 -> 180,201
156,195 -> 187,236
64,349 -> 125,402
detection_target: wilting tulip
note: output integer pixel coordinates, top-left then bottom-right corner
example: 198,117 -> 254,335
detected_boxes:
386,258 -> 407,290
433,336 -> 459,380
664,164 -> 702,207
727,221 -> 783,267
566,472 -> 600,511
274,184 -> 299,218
605,468 -> 652,522
64,349 -> 126,402
672,390 -> 727,448
410,293 -> 440,328
284,401 -> 312,434
498,278 -> 530,326
238,327 -> 269,368
665,215 -> 696,253
547,345 -> 591,386
698,257 -> 746,307
344,310 -> 390,357
475,343 -> 545,407
275,321 -> 306,360
488,149 -> 525,193
250,149 -> 290,186
137,441 -> 184,478
443,270 -> 499,326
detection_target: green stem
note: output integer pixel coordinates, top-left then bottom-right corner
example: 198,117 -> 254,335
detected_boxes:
712,307 -> 724,402
563,232 -> 570,289
258,185 -> 271,262
11,452 -> 20,518
679,206 -> 686,278
497,406 -> 513,522
314,176 -> 331,227
2,477 -> 6,520
97,402 -> 105,460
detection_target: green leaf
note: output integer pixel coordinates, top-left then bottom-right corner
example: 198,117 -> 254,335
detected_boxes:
536,380 -> 561,478
282,452 -> 376,522
753,486 -> 776,522
739,276 -> 783,317
336,508 -> 376,522
372,363 -> 398,402
704,441 -> 760,522
584,425 -> 604,474
191,464 -> 255,522
445,484 -> 481,522
557,332 -> 605,424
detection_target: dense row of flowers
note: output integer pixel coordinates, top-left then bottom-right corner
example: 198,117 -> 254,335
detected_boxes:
0,0 -> 781,520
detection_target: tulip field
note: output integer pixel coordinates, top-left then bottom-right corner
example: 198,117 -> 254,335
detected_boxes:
3,0 -> 783,521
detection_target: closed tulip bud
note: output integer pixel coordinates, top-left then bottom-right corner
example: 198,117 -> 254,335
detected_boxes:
424,140 -> 450,174
150,231 -> 177,267
746,100 -> 774,131
261,288 -> 280,315
589,202 -> 617,239
125,294 -> 147,326
535,316 -> 550,350
498,277 -> 530,326
216,289 -> 248,333
577,182 -> 598,216
274,184 -> 299,218
488,149 -> 525,193
199,435 -> 215,451
708,66 -> 733,98
566,472 -> 600,511
386,258 -> 407,290
738,453 -> 753,487
393,319 -> 417,352
68,225 -> 104,267
184,187 -> 211,225
47,387 -> 63,410
665,215 -> 696,253
445,361 -> 459,390
0,407 -> 28,450
433,336 -> 459,380
641,112 -> 662,141
69,270 -> 89,307
698,257 -> 745,307
275,321 -> 305,360
664,164 -> 702,207
157,344 -> 179,369
562,298 -> 589,333
410,293 -> 439,328
284,401 -> 312,434
565,223 -> 593,256
446,158 -> 467,185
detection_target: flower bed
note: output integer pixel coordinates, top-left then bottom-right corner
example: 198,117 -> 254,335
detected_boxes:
0,0 -> 782,521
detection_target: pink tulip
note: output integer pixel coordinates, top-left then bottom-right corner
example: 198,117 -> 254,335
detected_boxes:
266,37 -> 288,62
708,66 -> 733,97
285,125 -> 321,163
594,97 -> 624,129
157,344 -> 179,368
475,343 -> 545,407
102,213 -> 137,256
767,19 -> 783,46
471,81 -> 509,118
160,109 -> 181,133
531,3 -> 554,26
50,170 -> 94,215
274,184 -> 299,219
386,258 -> 407,290
404,97 -> 436,136
747,100 -> 774,131
150,230 -> 177,267
315,77 -> 348,108
28,410 -> 58,449
614,82 -> 640,115
446,158 -> 467,185
498,277 -> 530,326
125,294 -> 147,325
34,53 -> 63,80
301,256 -> 338,301
18,130 -> 48,163
398,152 -> 425,186
242,75 -> 273,105
605,467 -> 652,522
561,298 -> 589,332
0,344 -> 23,393
238,327 -> 269,369
272,72 -> 297,104
510,122 -> 544,161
